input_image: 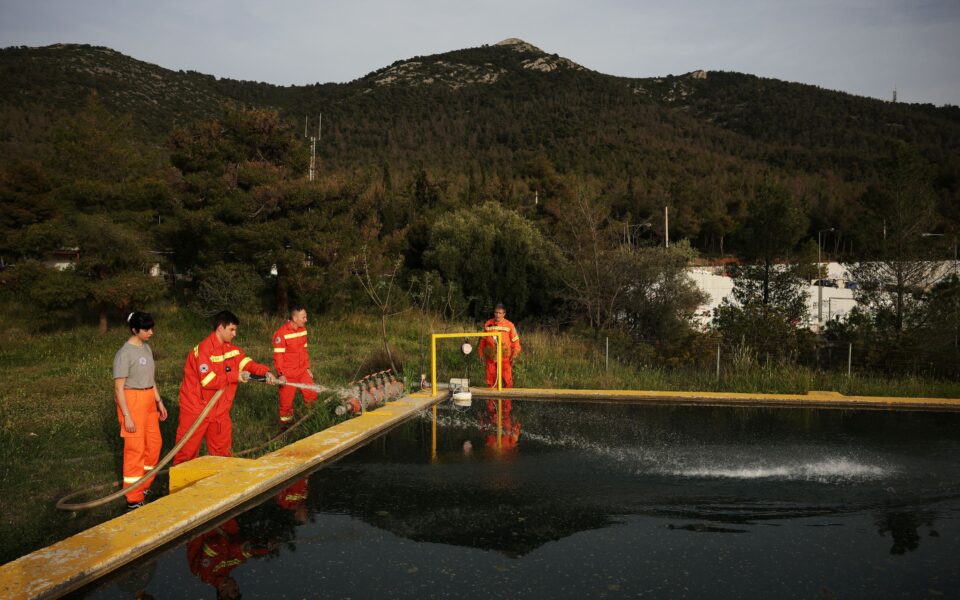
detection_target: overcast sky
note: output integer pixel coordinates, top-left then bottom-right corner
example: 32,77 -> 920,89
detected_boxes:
2,0 -> 958,105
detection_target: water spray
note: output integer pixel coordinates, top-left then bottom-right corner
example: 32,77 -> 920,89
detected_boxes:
250,369 -> 406,417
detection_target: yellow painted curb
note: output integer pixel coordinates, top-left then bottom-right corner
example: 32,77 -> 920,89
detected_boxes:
0,393 -> 441,600
169,455 -> 253,493
471,387 -> 960,411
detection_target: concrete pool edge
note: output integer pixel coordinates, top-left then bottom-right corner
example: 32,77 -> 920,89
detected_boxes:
471,387 -> 960,411
0,392 -> 442,600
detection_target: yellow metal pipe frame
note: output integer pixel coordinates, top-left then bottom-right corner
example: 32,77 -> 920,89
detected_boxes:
431,332 -> 502,395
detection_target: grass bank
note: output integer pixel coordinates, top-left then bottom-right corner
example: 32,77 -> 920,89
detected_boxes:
1,306 -> 958,564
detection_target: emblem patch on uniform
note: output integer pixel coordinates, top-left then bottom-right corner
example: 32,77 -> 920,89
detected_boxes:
138,357 -> 147,366
199,363 -> 209,374
274,336 -> 281,344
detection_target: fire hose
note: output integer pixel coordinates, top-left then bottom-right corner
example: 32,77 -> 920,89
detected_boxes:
56,388 -> 226,511
56,373 -> 400,510
233,376 -> 334,458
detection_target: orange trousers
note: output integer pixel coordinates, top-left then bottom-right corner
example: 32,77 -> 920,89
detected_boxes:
173,411 -> 233,465
484,359 -> 514,388
116,388 -> 161,503
278,372 -> 318,424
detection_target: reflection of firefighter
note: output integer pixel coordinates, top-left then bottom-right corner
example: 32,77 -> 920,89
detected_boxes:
478,304 -> 521,388
186,518 -> 270,600
114,554 -> 158,599
481,399 -> 521,451
276,478 -> 310,524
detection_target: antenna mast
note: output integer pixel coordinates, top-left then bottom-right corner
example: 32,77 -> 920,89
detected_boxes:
309,114 -> 321,182
664,205 -> 670,248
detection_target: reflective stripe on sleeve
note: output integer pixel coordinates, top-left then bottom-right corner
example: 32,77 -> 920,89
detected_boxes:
123,476 -> 141,484
273,347 -> 286,353
512,336 -> 520,342
201,371 -> 217,387
239,357 -> 252,370
284,331 -> 308,339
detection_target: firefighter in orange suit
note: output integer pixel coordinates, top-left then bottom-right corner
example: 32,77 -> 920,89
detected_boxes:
271,305 -> 318,429
174,310 -> 277,465
478,303 -> 522,388
112,311 -> 167,510
187,517 -> 268,600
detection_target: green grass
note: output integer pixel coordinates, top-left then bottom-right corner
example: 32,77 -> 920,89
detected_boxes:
1,305 -> 958,564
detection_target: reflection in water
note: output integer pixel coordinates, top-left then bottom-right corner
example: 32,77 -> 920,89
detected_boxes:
185,478 -> 311,599
875,510 -> 940,555
111,557 -> 157,599
187,518 -> 263,600
479,399 -> 521,452
79,402 -> 960,599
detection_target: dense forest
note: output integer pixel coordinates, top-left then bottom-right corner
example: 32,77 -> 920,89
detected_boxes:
1,39 -> 958,376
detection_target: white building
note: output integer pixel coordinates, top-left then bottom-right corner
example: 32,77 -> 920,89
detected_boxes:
688,260 -> 956,330
687,262 -> 857,330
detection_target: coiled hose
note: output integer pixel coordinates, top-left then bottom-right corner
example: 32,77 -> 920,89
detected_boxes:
56,388 -> 225,511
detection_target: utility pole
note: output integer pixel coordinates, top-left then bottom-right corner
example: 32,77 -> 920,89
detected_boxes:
664,205 -> 669,248
817,228 -> 834,328
308,114 -> 321,182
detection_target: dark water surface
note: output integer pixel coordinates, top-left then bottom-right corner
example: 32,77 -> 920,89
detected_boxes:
80,401 -> 960,599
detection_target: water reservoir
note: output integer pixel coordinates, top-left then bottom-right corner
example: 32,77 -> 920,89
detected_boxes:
79,399 -> 960,599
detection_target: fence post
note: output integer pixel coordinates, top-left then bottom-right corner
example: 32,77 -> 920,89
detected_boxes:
716,343 -> 721,381
605,337 -> 609,372
847,343 -> 852,378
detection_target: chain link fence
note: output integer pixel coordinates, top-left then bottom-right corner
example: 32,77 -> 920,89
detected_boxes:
598,334 -> 960,382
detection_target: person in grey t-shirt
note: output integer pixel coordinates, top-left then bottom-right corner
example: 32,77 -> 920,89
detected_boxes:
113,311 -> 167,510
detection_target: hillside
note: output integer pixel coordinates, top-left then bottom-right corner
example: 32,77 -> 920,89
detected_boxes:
1,38 -> 959,254
4,39 -> 958,172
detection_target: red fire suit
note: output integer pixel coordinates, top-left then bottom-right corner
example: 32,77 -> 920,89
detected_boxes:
478,317 -> 522,388
482,399 -> 521,451
174,332 -> 270,464
187,518 -> 267,591
271,321 -> 318,425
276,478 -> 309,511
